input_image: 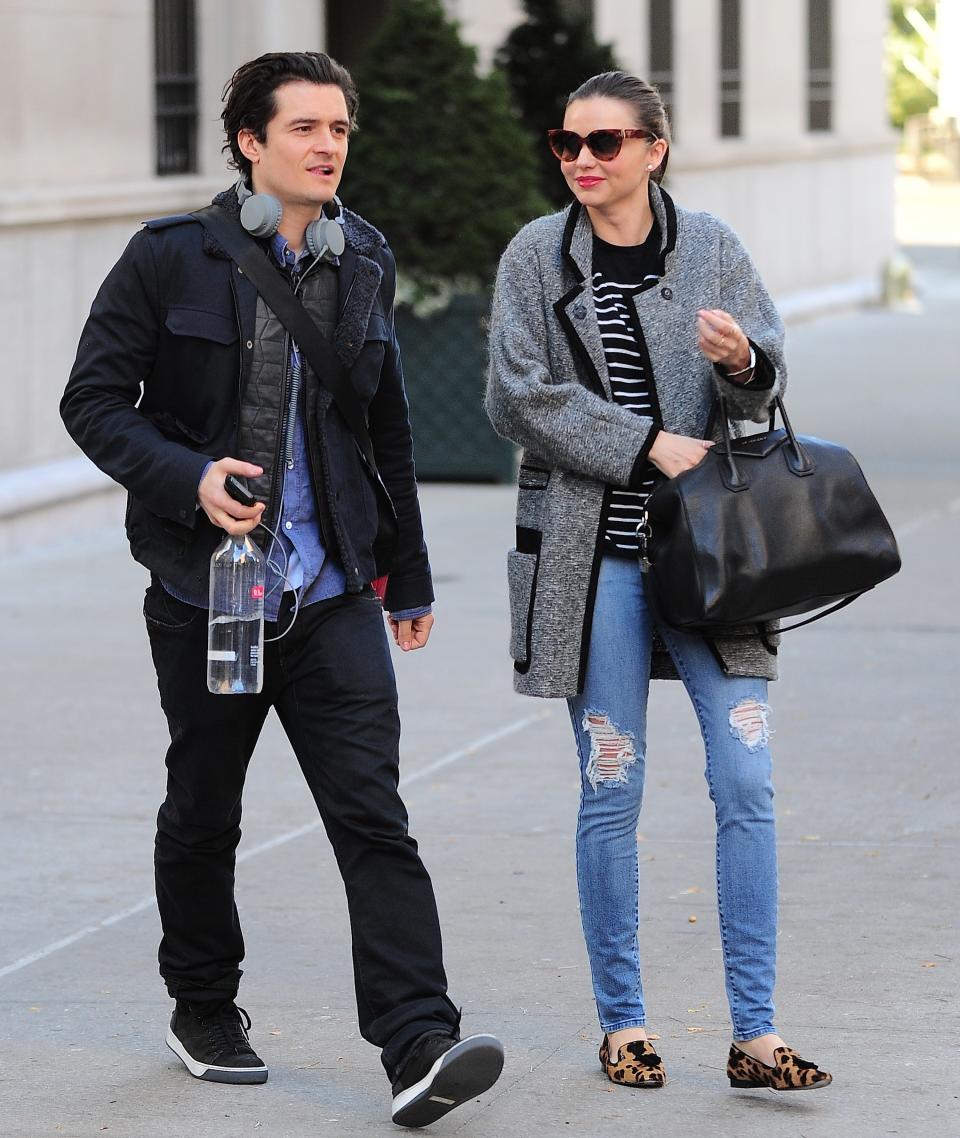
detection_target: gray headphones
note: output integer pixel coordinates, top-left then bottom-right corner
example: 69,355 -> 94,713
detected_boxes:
236,179 -> 346,261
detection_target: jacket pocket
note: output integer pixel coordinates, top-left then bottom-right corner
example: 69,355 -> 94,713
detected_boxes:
507,527 -> 542,671
145,409 -> 210,444
517,464 -> 550,490
164,306 -> 238,345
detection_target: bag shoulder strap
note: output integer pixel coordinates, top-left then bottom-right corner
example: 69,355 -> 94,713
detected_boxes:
191,204 -> 378,476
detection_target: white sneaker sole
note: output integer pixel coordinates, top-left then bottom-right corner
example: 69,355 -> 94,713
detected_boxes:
165,1025 -> 269,1085
391,1034 -> 504,1128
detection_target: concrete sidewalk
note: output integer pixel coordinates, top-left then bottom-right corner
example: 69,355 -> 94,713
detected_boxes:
0,251 -> 958,1137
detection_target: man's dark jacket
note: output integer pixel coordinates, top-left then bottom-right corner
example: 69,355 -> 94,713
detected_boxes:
61,188 -> 432,613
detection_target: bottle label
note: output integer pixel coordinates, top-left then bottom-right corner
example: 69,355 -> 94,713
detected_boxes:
208,650 -> 238,662
250,585 -> 265,599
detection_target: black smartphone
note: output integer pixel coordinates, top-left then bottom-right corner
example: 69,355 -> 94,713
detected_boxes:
224,474 -> 256,507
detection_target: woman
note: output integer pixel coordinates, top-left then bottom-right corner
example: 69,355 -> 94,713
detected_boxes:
485,72 -> 832,1093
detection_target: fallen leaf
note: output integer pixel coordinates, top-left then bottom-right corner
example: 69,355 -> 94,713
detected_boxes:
269,1030 -> 282,1036
921,961 -> 938,968
801,835 -> 821,842
680,886 -> 701,895
688,915 -> 697,923
687,1026 -> 705,1033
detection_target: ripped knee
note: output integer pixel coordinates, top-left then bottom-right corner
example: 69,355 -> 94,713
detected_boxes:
581,710 -> 637,790
728,697 -> 772,752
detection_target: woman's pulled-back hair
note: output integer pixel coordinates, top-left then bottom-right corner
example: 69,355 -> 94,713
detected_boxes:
566,71 -> 671,184
222,51 -> 359,180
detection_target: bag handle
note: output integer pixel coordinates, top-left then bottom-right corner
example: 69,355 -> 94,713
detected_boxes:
191,204 -> 379,479
715,391 -> 814,491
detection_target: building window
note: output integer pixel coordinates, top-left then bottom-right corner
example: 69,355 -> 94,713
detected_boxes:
649,0 -> 674,131
155,0 -> 198,175
807,0 -> 833,131
719,0 -> 741,138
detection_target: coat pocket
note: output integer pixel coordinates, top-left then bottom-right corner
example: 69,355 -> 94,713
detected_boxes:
164,306 -> 239,345
507,527 -> 542,671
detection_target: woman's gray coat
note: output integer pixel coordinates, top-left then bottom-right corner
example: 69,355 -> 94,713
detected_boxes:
485,184 -> 786,699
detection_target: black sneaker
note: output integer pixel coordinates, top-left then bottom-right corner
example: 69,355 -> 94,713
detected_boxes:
391,1031 -> 504,1128
165,999 -> 268,1084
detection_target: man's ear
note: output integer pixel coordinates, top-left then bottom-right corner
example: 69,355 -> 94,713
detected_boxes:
237,128 -> 261,168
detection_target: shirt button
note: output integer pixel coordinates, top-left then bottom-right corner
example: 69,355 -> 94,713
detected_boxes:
246,340 -> 253,349
285,521 -> 293,530
660,287 -> 673,300
287,460 -> 294,470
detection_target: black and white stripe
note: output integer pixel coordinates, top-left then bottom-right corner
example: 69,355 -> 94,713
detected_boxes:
592,270 -> 662,554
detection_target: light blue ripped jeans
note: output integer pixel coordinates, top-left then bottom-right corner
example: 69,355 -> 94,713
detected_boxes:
567,556 -> 778,1041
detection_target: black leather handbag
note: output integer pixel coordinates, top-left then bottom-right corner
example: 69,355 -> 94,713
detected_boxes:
642,393 -> 901,633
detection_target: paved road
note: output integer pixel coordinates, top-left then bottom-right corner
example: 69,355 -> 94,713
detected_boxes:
0,248 -> 957,1137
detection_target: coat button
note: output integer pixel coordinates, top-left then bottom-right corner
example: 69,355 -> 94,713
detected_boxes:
178,508 -> 187,519
660,286 -> 673,300
246,340 -> 253,349
573,304 -> 586,319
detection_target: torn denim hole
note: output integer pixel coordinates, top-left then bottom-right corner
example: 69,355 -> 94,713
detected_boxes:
728,697 -> 773,752
581,710 -> 637,790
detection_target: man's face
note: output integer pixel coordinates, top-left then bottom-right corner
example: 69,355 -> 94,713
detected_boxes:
238,80 -> 349,208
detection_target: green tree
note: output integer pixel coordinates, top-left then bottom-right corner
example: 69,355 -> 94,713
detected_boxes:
342,0 -> 546,304
496,0 -> 619,209
887,1 -> 938,128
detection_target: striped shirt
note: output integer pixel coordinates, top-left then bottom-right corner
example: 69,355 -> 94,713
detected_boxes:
592,226 -> 663,556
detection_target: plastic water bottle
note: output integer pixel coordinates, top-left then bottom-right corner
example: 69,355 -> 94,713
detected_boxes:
207,532 -> 265,694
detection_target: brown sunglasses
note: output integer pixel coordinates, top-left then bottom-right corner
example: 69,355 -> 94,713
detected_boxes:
547,128 -> 659,162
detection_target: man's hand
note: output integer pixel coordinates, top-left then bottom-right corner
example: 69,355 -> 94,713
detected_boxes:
198,458 -> 265,534
649,432 -> 714,479
388,613 -> 435,652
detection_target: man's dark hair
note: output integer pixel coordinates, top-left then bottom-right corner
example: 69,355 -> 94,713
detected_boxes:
221,51 -> 359,179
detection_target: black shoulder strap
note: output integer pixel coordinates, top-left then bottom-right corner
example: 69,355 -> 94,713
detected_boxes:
191,204 -> 378,476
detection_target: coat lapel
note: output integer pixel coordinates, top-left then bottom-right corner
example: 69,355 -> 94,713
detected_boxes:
553,205 -> 611,399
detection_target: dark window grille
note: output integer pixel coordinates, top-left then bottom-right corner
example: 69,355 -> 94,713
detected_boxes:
155,0 -> 197,175
807,0 -> 833,131
719,0 -> 741,138
649,0 -> 674,134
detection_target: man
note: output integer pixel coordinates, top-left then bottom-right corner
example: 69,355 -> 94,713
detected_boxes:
61,51 -> 503,1128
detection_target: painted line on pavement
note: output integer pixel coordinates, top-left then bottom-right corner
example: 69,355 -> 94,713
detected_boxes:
0,709 -> 550,982
894,495 -> 960,540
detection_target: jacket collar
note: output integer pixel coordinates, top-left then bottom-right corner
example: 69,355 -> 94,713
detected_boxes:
208,185 -> 386,370
206,184 -> 387,260
560,181 -> 678,283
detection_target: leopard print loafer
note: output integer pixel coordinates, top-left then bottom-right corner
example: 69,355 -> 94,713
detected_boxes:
599,1035 -> 666,1088
727,1043 -> 832,1090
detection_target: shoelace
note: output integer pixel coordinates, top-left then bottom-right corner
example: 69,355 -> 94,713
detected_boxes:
196,1003 -> 253,1055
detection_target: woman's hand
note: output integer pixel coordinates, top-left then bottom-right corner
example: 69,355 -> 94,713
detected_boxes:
697,309 -> 751,372
648,431 -> 714,478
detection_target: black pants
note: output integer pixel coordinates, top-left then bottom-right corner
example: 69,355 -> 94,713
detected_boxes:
143,578 -> 458,1077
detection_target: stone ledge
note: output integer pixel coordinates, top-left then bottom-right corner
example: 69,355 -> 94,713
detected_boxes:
0,176 -> 230,228
0,455 -> 117,519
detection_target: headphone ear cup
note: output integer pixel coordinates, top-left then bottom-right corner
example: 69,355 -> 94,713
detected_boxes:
305,217 -> 346,260
240,194 -> 282,238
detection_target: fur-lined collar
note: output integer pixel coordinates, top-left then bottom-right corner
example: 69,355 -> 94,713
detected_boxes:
204,184 -> 387,260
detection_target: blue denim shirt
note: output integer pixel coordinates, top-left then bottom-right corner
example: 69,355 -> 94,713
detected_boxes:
164,233 -> 429,623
